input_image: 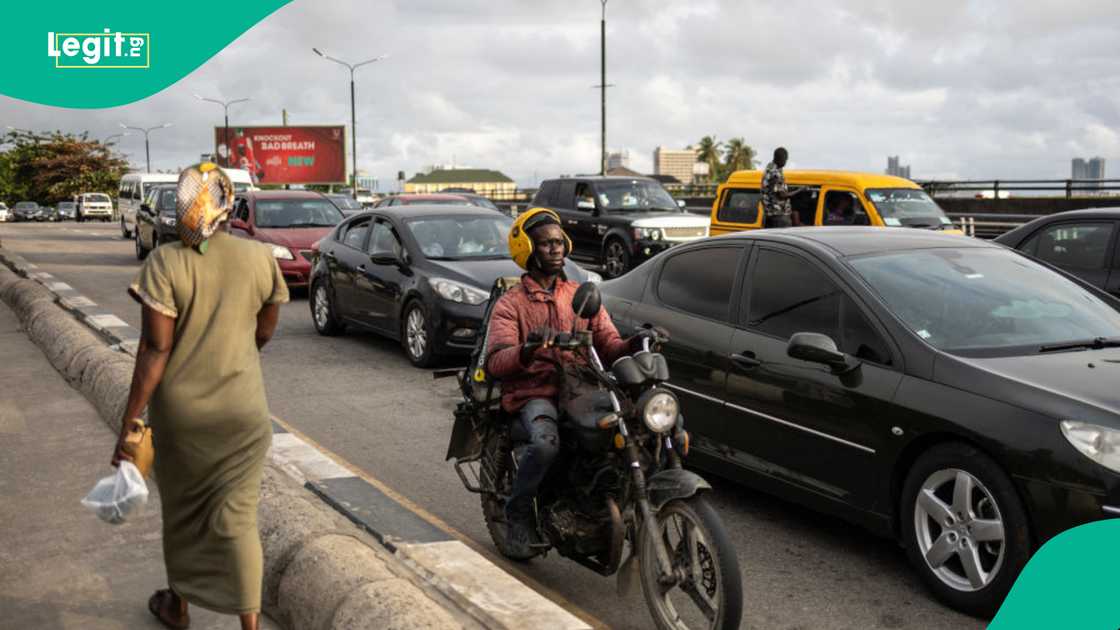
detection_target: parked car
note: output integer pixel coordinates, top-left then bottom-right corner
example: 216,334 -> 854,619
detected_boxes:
0,203 -> 10,222
134,184 -> 179,260
710,170 -> 962,236
308,205 -> 598,367
994,208 -> 1120,297
56,201 -> 77,221
601,226 -> 1120,616
373,193 -> 472,208
325,193 -> 366,217
117,173 -> 177,235
532,176 -> 710,278
12,201 -> 43,221
77,192 -> 116,223
40,206 -> 59,222
229,190 -> 344,288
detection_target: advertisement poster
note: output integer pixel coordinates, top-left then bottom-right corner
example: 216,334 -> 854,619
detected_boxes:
215,125 -> 345,184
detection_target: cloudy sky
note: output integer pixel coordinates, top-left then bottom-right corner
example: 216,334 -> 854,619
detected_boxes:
4,0 -> 1119,188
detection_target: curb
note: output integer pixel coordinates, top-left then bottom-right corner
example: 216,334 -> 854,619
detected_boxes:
0,246 -> 592,630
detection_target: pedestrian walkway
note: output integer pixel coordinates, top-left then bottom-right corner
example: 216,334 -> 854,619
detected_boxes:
0,301 -> 279,629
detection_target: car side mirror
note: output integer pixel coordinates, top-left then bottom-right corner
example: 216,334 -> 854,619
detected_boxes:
571,282 -> 602,320
787,332 -> 860,374
230,218 -> 251,233
140,203 -> 151,215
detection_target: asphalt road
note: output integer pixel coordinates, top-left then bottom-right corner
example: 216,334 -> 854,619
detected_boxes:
0,221 -> 985,630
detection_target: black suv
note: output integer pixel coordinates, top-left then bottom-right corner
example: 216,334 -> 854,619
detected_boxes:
531,176 -> 710,278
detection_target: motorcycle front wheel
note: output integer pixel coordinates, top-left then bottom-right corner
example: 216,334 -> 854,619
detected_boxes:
478,429 -> 523,559
639,496 -> 743,630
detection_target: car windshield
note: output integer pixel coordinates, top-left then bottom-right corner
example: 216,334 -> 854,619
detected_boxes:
405,215 -> 512,260
58,202 -> 75,209
327,195 -> 363,210
85,193 -> 111,203
403,198 -> 466,206
255,199 -> 343,228
596,180 -> 679,212
157,189 -> 177,212
865,188 -> 951,228
15,202 -> 37,209
233,183 -> 252,193
850,248 -> 1120,356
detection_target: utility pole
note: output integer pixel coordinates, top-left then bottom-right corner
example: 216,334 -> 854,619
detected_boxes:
593,1 -> 614,176
194,95 -> 250,167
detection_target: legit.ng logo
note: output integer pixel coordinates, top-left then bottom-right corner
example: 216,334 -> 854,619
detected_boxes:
47,29 -> 150,69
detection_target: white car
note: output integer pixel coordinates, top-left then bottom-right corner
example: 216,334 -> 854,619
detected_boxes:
77,193 -> 115,222
0,203 -> 9,222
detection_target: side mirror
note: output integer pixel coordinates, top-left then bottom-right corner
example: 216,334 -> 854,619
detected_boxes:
140,203 -> 151,215
230,218 -> 251,234
576,199 -> 595,211
571,282 -> 602,320
677,199 -> 687,209
787,332 -> 860,374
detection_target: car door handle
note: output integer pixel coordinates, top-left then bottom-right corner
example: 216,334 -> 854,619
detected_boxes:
729,353 -> 761,370
324,251 -> 336,260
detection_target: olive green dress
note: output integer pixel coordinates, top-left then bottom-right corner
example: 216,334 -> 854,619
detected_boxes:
129,230 -> 288,614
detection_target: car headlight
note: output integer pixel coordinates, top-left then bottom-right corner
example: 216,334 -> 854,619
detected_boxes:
1061,420 -> 1120,474
271,245 -> 295,260
429,277 -> 488,305
159,215 -> 176,227
633,227 -> 663,241
584,270 -> 603,283
641,389 -> 679,433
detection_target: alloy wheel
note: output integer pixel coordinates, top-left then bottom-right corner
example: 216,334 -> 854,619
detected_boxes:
605,241 -> 627,277
406,307 -> 428,360
914,468 -> 1006,593
313,285 -> 330,330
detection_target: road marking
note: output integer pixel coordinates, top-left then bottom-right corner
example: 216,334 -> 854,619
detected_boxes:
46,282 -> 74,292
61,296 -> 97,308
86,314 -> 129,328
269,414 -> 607,630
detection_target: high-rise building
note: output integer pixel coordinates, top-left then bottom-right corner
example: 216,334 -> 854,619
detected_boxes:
1072,158 -> 1088,180
1072,157 -> 1106,191
886,156 -> 911,179
607,150 -> 631,171
1088,157 -> 1106,181
653,147 -> 699,184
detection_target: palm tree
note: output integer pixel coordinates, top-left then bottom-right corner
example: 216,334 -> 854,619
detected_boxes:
723,137 -> 756,175
695,135 -> 722,183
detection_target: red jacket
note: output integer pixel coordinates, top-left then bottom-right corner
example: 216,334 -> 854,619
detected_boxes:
486,274 -> 630,413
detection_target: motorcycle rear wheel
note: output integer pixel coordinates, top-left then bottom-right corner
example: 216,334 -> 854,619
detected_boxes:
639,496 -> 743,630
479,429 -> 525,559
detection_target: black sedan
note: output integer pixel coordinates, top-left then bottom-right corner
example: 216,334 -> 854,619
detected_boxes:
994,208 -> 1120,296
135,184 -> 179,260
601,226 -> 1120,617
56,201 -> 77,221
12,201 -> 43,221
325,193 -> 366,217
309,205 -> 598,367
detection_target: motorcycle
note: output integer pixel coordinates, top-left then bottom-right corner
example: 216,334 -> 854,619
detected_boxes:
444,280 -> 743,630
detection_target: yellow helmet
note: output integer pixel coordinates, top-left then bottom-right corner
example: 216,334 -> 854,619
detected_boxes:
508,207 -> 572,270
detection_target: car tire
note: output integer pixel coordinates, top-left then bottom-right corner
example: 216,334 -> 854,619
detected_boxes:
603,237 -> 631,279
121,217 -> 132,238
401,300 -> 436,368
901,442 -> 1031,618
310,280 -> 344,336
134,228 -> 149,261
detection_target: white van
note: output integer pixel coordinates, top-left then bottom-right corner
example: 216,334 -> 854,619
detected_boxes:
223,168 -> 258,193
118,173 -> 177,238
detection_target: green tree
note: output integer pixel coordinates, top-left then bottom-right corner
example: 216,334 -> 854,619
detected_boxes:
694,135 -> 723,183
723,137 -> 756,177
0,130 -> 128,204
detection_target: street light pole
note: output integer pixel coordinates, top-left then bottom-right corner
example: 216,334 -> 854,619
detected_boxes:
194,95 -> 250,167
120,123 -> 172,172
601,0 -> 607,176
313,48 -> 388,200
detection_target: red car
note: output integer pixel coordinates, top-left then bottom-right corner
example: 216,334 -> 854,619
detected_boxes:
229,191 -> 344,288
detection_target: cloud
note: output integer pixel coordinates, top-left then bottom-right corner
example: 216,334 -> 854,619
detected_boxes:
2,0 -> 1117,187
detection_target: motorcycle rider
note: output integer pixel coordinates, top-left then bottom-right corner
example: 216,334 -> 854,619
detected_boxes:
486,207 -> 662,558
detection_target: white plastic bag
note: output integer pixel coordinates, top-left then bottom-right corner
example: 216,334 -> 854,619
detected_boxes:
81,461 -> 149,524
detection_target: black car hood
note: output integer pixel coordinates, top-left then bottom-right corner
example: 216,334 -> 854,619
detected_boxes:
423,257 -> 586,290
937,348 -> 1120,426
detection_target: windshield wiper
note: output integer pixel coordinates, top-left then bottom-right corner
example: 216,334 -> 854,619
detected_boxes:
1038,336 -> 1120,353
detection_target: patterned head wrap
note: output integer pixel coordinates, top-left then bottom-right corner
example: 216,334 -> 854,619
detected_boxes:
177,162 -> 234,251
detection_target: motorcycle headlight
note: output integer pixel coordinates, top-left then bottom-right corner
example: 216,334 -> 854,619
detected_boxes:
429,277 -> 488,305
1061,420 -> 1120,474
641,389 -> 679,433
271,245 -> 295,260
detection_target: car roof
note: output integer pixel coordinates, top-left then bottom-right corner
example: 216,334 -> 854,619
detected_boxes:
364,204 -> 507,220
544,175 -> 656,183
724,169 -> 920,190
710,226 -> 998,258
241,190 -> 325,200
1018,207 -> 1120,220
394,193 -> 469,200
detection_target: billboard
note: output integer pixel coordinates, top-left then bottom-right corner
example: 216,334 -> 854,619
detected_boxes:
214,125 -> 346,185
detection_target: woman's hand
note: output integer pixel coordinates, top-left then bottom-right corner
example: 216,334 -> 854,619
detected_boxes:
111,429 -> 135,468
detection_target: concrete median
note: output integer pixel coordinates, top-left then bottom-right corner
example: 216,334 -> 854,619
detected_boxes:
0,263 -> 471,630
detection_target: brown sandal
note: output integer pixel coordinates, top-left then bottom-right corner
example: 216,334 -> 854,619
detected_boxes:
148,588 -> 190,630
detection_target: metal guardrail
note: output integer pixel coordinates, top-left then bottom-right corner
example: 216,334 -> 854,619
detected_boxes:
921,179 -> 1120,199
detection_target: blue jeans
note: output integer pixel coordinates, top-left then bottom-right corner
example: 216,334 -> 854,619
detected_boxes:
506,399 -> 559,520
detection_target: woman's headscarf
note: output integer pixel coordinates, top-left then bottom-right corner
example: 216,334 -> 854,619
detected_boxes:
177,162 -> 234,252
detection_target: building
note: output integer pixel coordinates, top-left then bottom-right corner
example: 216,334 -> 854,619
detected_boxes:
404,168 -> 516,196
886,156 -> 911,180
607,150 -> 630,171
1072,157 -> 1106,191
653,147 -> 699,185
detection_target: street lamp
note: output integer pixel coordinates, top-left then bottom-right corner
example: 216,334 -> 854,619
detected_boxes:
597,0 -> 611,175
102,132 -> 129,145
313,47 -> 388,200
194,94 -> 250,167
120,122 -> 172,173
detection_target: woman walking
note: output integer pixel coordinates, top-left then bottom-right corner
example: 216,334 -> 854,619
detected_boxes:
112,163 -> 288,630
